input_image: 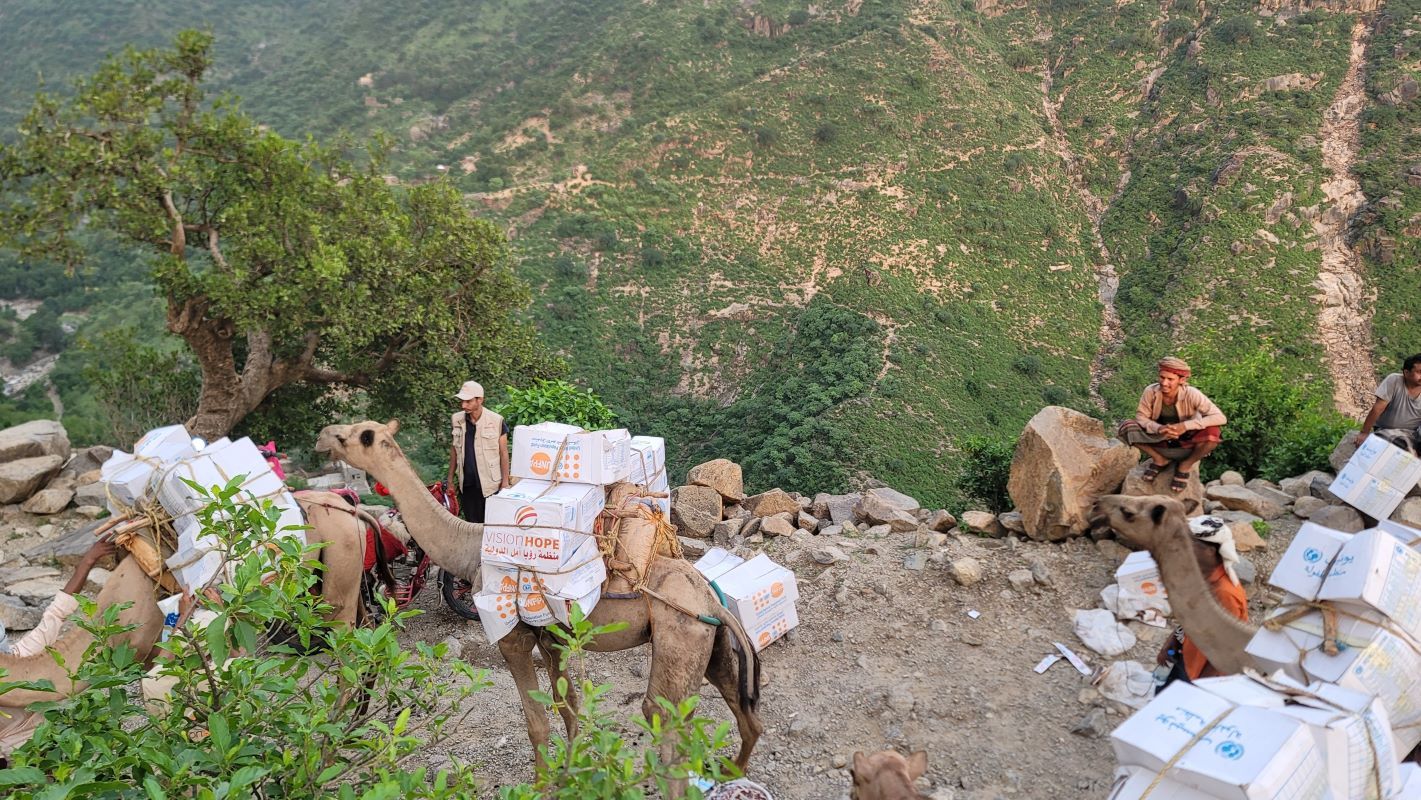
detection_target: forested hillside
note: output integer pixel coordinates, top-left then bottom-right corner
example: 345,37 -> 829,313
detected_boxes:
0,0 -> 1416,506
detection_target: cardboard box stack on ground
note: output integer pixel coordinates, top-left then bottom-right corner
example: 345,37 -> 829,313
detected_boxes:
1246,522 -> 1421,754
1330,434 -> 1421,522
694,547 -> 800,651
1108,673 -> 1401,799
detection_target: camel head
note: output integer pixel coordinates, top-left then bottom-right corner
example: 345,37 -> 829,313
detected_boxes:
1091,494 -> 1189,550
315,420 -> 403,475
851,750 -> 929,800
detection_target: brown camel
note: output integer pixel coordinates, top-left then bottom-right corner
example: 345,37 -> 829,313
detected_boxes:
314,420 -> 765,774
1092,494 -> 1254,674
850,750 -> 930,800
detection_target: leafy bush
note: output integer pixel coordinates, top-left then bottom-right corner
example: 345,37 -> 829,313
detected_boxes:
1214,16 -> 1254,45
1012,355 -> 1043,377
497,379 -> 619,430
950,434 -> 1015,514
0,479 -> 485,798
498,608 -> 741,799
1187,350 -> 1352,481
814,122 -> 839,144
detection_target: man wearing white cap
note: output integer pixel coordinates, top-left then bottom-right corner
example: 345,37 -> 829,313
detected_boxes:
447,380 -> 510,523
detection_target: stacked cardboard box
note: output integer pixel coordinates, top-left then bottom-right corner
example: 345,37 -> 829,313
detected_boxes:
628,435 -> 670,518
1246,523 -> 1421,754
694,548 -> 799,651
477,423 -> 634,643
1109,674 -> 1399,799
1115,550 -> 1171,618
1329,434 -> 1421,522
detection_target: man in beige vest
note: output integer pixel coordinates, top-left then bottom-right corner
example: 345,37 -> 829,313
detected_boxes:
447,380 -> 510,523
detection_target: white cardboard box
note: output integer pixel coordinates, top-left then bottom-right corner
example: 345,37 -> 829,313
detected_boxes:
1107,767 -> 1219,799
1115,550 -> 1171,616
710,553 -> 800,652
628,435 -> 670,517
101,451 -> 158,512
1330,434 -> 1421,520
510,422 -> 631,485
482,479 -> 605,570
135,424 -> 198,463
694,547 -> 745,584
1265,522 -> 1352,600
474,539 -> 605,643
1315,528 -> 1421,641
1111,681 -> 1328,799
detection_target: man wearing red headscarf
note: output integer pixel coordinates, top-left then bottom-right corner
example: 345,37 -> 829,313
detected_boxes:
1117,357 -> 1227,493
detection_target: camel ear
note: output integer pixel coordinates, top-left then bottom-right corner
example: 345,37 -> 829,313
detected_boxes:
851,751 -> 867,775
907,750 -> 928,779
1150,502 -> 1168,526
386,419 -> 400,435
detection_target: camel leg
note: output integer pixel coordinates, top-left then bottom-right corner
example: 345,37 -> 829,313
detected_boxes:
645,602 -> 717,800
300,501 -> 365,627
704,619 -> 764,770
535,630 -> 579,739
500,626 -> 553,768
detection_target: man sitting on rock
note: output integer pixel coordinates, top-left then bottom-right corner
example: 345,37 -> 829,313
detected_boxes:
1156,516 -> 1248,685
1355,354 -> 1421,454
1117,357 -> 1227,494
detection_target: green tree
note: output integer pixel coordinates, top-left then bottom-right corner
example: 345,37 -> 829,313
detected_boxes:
0,31 -> 558,440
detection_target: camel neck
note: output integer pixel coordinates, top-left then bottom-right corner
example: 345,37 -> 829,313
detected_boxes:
1150,536 -> 1253,674
368,447 -> 485,581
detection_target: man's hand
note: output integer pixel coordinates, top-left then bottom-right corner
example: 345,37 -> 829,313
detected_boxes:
1354,431 -> 1370,447
82,539 -> 116,565
1160,423 -> 1186,439
499,478 -> 511,490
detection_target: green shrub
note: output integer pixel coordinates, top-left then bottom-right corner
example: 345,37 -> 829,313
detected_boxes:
814,122 -> 839,144
1012,355 -> 1043,377
497,379 -> 618,429
950,434 -> 1015,514
788,9 -> 810,26
0,480 -> 485,798
1215,16 -> 1254,45
1251,519 -> 1271,539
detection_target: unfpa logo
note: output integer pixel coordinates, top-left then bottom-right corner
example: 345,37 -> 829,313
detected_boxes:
530,452 -> 552,476
1140,581 -> 1158,596
516,506 -> 538,528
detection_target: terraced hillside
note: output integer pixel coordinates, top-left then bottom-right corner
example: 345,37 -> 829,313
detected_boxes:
0,0 -> 1417,506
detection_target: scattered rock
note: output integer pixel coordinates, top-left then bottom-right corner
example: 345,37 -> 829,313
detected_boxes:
1026,557 -> 1052,586
0,420 -> 71,464
671,485 -> 723,538
819,523 -> 843,537
949,558 -> 983,587
886,686 -> 916,714
1228,520 -> 1268,552
811,492 -> 861,524
962,511 -> 1003,537
1243,481 -> 1294,510
0,454 -> 65,505
73,482 -> 108,508
997,511 -> 1026,535
1328,432 -> 1360,474
797,511 -> 819,531
1219,470 -> 1245,486
926,509 -> 956,532
1291,495 -> 1328,518
1073,608 -> 1136,657
812,546 -> 849,565
1072,707 -> 1113,739
1308,504 -> 1365,533
743,488 -> 800,517
678,537 -> 709,559
686,459 -> 745,502
59,445 -> 113,480
1204,485 -> 1284,520
1309,474 -> 1343,504
760,516 -> 796,537
854,492 -> 919,532
20,487 -> 74,515
1280,471 -> 1332,498
864,523 -> 891,537
903,551 -> 928,571
864,486 -> 921,514
1007,407 -> 1137,541
1391,497 -> 1421,530
440,635 -> 464,660
7,576 -> 67,606
0,594 -> 42,631
713,518 -> 744,545
1121,461 -> 1204,516
20,519 -> 105,567
723,503 -> 751,521
1236,559 -> 1257,585
1007,569 -> 1036,593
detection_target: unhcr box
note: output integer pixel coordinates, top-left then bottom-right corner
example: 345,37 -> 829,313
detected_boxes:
482,479 -> 605,570
511,422 -> 631,485
704,553 -> 800,652
1330,434 -> 1421,520
1111,681 -> 1329,799
1269,525 -> 1421,642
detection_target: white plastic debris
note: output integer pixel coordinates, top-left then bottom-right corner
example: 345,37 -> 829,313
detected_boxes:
1095,660 -> 1154,709
1073,608 -> 1137,657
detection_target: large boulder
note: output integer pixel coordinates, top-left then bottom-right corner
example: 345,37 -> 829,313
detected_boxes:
862,486 -> 920,514
0,419 -> 70,464
59,444 -> 114,480
21,518 -> 105,567
1007,407 -> 1138,541
0,454 -> 64,504
20,487 -> 74,515
1280,470 -> 1332,498
1328,431 -> 1361,473
686,459 -> 745,503
811,492 -> 860,524
1309,504 -> 1365,533
853,493 -> 919,532
1204,485 -> 1285,520
670,485 -> 722,538
1121,461 -> 1205,515
1390,497 -> 1421,530
743,488 -> 800,518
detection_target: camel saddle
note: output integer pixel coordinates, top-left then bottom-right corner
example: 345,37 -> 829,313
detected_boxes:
600,481 -> 680,595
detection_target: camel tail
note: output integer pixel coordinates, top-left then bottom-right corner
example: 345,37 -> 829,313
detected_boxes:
716,608 -> 761,715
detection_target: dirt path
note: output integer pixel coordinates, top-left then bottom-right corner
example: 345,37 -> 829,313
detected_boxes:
1040,62 -> 1123,412
1313,18 -> 1378,417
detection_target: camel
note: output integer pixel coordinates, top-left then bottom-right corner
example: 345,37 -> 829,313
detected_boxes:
1091,494 -> 1253,674
314,420 -> 764,775
850,750 -> 931,800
